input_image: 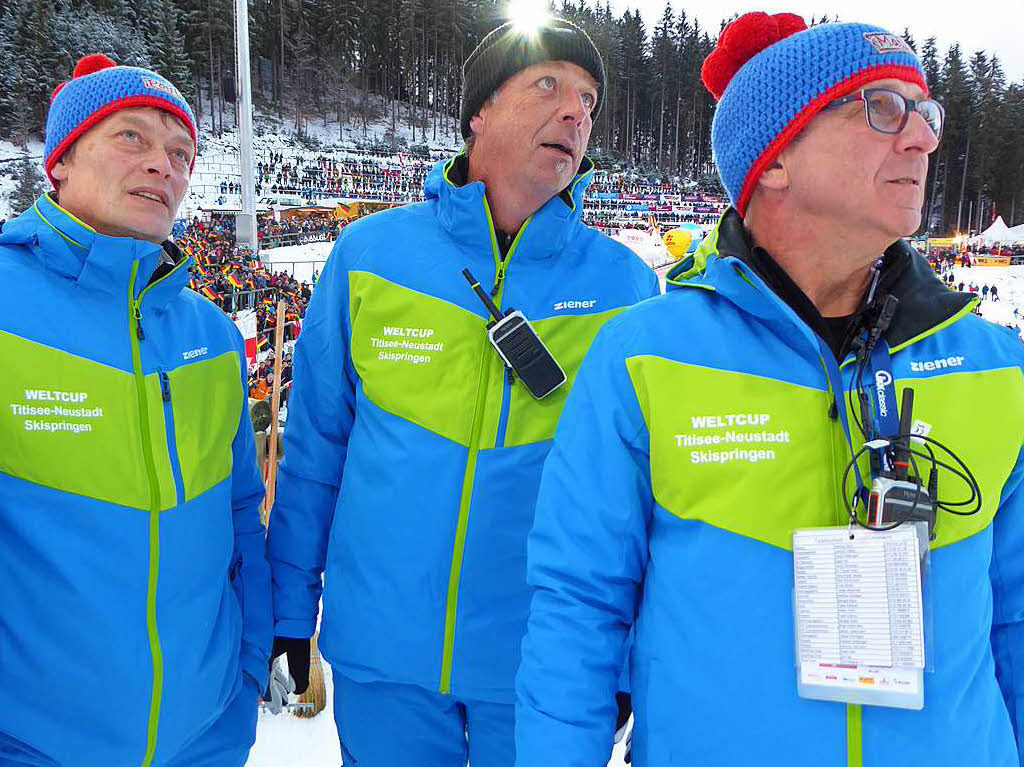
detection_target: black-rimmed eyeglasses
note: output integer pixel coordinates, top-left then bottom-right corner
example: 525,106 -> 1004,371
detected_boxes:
825,87 -> 944,141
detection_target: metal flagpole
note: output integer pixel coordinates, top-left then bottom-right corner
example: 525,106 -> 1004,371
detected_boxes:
234,0 -> 258,252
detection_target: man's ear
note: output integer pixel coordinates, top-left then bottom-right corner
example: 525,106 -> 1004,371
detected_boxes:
469,112 -> 485,137
50,153 -> 72,184
757,156 -> 789,192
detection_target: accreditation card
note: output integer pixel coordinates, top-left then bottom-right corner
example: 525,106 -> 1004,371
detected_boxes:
792,522 -> 928,710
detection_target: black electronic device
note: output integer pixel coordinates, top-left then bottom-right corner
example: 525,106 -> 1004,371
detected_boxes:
867,476 -> 937,535
867,388 -> 937,537
462,268 -> 567,399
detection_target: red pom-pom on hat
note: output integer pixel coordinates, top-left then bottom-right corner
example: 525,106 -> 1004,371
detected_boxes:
701,12 -> 807,100
73,53 -> 118,78
52,54 -> 119,102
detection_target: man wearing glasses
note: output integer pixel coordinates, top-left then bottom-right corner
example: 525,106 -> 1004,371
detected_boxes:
516,12 -> 1024,767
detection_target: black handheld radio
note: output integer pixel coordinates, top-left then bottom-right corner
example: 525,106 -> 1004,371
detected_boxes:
462,268 -> 567,399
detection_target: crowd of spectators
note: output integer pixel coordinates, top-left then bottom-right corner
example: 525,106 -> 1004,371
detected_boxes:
584,170 -> 728,233
195,147 -> 735,233
258,212 -> 345,248
204,149 -> 436,205
174,215 -> 312,347
248,349 -> 294,403
966,243 -> 1024,257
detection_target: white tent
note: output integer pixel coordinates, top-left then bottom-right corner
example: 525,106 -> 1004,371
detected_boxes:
975,216 -> 1024,245
976,216 -> 1012,245
1006,223 -> 1024,244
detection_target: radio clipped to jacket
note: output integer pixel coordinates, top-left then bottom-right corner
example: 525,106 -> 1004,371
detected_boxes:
462,268 -> 566,399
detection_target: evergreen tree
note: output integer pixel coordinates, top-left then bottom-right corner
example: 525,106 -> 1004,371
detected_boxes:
649,3 -> 676,169
0,5 -> 22,137
0,0 -> 1020,215
901,28 -> 916,54
10,155 -> 45,213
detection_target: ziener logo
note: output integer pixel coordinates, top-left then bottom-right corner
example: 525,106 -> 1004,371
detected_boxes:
553,299 -> 597,311
182,346 -> 209,360
910,355 -> 964,372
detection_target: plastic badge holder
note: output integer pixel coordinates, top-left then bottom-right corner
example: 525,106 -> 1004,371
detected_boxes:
791,521 -> 933,710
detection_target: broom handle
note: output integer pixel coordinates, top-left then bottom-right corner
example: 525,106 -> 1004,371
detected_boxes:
263,299 -> 287,520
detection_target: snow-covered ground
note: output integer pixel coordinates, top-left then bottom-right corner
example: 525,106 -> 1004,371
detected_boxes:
612,225 -> 706,271
249,664 -> 342,766
612,228 -> 676,270
950,264 -> 1024,337
261,240 -> 334,284
247,658 -> 631,767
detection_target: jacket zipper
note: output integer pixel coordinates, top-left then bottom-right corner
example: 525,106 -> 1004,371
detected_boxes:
159,370 -> 187,506
128,255 -> 188,767
493,253 -> 515,447
723,255 -> 977,767
439,206 -> 528,694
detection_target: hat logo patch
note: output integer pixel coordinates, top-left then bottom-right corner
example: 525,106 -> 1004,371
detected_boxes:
142,76 -> 178,97
863,32 -> 914,55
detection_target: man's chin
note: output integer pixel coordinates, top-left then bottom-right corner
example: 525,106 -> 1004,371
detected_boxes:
894,212 -> 923,239
126,227 -> 171,243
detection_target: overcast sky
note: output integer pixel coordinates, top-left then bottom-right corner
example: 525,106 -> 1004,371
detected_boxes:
605,0 -> 1024,82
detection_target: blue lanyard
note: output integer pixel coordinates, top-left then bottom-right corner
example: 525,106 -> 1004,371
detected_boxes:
866,340 -> 900,440
860,339 -> 901,476
818,338 -> 871,509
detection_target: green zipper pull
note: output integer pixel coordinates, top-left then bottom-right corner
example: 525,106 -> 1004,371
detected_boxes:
490,260 -> 506,297
133,303 -> 145,341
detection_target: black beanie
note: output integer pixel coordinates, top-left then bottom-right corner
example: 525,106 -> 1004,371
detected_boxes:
460,18 -> 605,139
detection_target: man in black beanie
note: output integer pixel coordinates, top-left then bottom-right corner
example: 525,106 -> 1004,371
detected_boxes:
267,15 -> 657,767
457,17 -> 606,235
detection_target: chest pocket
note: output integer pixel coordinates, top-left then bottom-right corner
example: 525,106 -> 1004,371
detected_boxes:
0,329 -> 155,509
348,270 -> 483,446
898,367 -> 1024,548
628,355 -> 845,549
167,350 -> 243,502
501,308 -> 625,447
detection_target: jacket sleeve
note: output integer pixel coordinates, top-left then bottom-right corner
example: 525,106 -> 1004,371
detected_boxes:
266,240 -> 357,639
230,332 -> 273,690
991,443 -> 1024,763
515,321 -> 653,767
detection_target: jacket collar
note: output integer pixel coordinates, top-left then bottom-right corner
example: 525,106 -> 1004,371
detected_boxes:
424,153 -> 594,259
0,194 -> 190,309
668,207 -> 976,355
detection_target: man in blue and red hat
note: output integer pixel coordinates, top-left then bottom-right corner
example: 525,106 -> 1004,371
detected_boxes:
515,12 -> 1024,767
0,55 -> 272,767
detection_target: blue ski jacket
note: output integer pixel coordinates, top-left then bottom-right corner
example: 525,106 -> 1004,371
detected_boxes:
516,210 -> 1024,766
267,155 -> 659,703
0,195 -> 272,767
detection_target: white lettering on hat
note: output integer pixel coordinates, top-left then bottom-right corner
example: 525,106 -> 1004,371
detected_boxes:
141,76 -> 179,97
863,32 -> 914,56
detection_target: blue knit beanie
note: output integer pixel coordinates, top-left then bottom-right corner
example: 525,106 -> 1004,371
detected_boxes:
702,13 -> 928,215
45,54 -> 198,188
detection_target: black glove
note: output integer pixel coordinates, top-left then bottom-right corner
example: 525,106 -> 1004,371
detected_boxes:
615,691 -> 633,763
615,691 -> 632,734
271,636 -> 311,694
